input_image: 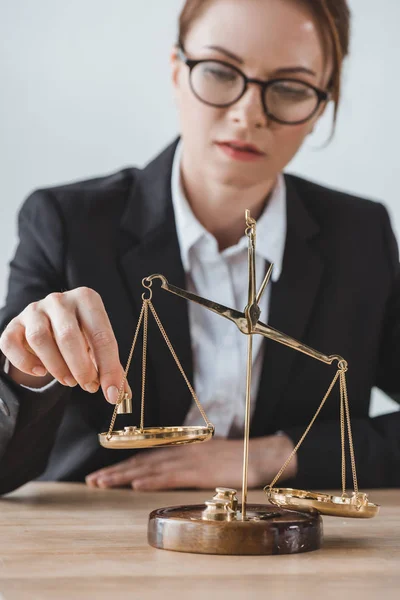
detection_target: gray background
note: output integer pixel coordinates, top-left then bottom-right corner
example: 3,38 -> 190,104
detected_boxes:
1,0 -> 399,415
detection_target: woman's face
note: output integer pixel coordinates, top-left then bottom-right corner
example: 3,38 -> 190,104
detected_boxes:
171,0 -> 332,188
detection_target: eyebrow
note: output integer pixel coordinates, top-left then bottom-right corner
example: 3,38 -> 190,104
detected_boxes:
205,45 -> 244,64
204,45 -> 317,78
274,66 -> 317,77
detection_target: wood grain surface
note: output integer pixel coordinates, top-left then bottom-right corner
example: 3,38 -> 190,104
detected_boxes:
0,484 -> 399,600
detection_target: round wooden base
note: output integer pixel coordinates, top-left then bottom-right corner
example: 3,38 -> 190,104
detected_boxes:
148,503 -> 323,555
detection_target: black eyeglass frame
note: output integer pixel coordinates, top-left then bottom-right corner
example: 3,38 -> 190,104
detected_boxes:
177,47 -> 330,126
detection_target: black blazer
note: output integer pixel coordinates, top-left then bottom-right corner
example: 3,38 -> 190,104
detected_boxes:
1,139 -> 400,494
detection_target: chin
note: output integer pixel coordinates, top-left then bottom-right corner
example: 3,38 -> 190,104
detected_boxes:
221,173 -> 262,189
213,163 -> 266,189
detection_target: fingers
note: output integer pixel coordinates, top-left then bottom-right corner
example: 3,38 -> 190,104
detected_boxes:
131,472 -> 184,491
87,461 -> 188,490
72,288 -> 126,403
87,441 -> 210,487
86,447 -> 189,487
85,454 -> 158,487
98,465 -> 154,488
130,467 -> 199,491
94,449 -> 178,477
85,440 -> 245,492
43,294 -> 99,391
85,448 -> 191,489
0,318 -> 49,377
0,287 -> 131,401
16,295 -> 97,390
86,456 -> 138,484
86,460 -> 153,488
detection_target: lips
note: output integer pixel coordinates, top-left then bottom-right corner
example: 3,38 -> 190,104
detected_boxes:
217,140 -> 265,155
215,140 -> 266,162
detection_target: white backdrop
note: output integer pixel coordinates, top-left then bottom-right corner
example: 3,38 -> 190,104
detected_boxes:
1,0 -> 399,415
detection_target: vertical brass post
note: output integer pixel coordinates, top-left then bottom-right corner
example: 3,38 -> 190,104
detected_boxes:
241,333 -> 253,520
241,211 -> 258,521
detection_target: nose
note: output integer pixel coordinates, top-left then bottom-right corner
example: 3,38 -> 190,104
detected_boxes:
228,84 -> 268,130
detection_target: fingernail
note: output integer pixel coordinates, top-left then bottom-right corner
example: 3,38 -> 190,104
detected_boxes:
64,376 -> 78,387
86,473 -> 101,483
97,478 -> 109,488
107,385 -> 119,404
32,366 -> 47,377
85,381 -> 99,394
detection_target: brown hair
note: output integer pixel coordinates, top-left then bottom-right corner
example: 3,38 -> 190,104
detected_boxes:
178,0 -> 351,123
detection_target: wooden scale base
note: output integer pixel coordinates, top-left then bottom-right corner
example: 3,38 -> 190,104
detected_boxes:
147,489 -> 322,555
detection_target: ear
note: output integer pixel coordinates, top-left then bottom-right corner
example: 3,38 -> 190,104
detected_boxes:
170,46 -> 181,95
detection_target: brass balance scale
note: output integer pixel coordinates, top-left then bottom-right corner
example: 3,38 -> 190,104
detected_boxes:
99,211 -> 379,555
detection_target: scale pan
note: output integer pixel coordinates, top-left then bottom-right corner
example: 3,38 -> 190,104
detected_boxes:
99,425 -> 214,449
264,487 -> 379,518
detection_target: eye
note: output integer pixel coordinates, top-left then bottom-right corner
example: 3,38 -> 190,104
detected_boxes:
270,82 -> 314,100
202,63 -> 239,84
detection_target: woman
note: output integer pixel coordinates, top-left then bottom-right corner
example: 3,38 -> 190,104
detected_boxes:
0,0 -> 399,495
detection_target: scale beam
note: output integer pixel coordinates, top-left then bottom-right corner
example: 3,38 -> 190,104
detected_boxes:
144,274 -> 345,366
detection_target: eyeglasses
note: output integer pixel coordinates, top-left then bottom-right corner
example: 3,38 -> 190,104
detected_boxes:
178,47 -> 329,126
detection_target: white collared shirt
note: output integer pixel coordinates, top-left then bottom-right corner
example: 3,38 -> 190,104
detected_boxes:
171,142 -> 287,437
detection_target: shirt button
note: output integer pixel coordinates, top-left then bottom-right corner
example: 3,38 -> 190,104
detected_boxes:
0,398 -> 10,417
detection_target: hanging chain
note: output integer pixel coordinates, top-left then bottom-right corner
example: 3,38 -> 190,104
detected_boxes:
140,300 -> 149,431
267,367 -> 341,490
105,280 -> 213,438
106,302 -> 146,440
148,300 -> 212,428
267,359 -> 360,500
340,374 -> 346,496
340,366 -> 359,497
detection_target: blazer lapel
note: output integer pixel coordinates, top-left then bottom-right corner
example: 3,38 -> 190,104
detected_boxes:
251,175 -> 324,435
117,140 -> 194,428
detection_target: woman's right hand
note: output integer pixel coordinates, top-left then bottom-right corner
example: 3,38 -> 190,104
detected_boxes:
0,287 -> 130,404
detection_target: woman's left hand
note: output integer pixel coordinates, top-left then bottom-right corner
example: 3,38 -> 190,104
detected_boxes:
86,434 -> 296,491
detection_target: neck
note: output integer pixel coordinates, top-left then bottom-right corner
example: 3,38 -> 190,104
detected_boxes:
180,153 -> 276,251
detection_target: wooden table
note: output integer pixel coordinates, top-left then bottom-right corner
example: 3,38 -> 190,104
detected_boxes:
0,484 -> 399,600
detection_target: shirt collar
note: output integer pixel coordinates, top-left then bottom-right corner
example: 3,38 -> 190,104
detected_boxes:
171,141 -> 287,282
